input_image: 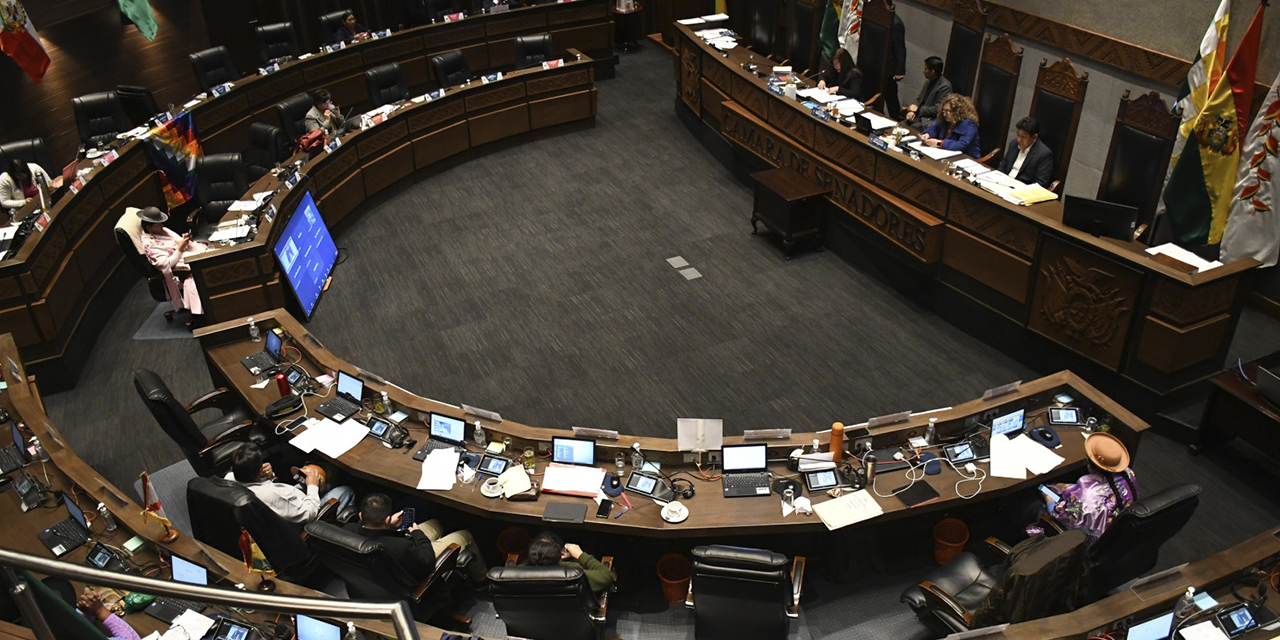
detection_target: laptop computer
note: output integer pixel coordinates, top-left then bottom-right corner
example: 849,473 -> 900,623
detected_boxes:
315,370 -> 363,422
991,408 -> 1025,439
0,421 -> 27,473
1256,366 -> 1280,406
144,555 -> 210,623
720,444 -> 771,497
240,330 -> 283,376
296,614 -> 342,640
1062,195 -> 1139,241
551,436 -> 595,465
412,412 -> 467,460
37,494 -> 91,557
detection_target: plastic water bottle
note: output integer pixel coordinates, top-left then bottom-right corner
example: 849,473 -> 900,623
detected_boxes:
380,390 -> 392,415
473,420 -> 486,447
1173,587 -> 1197,627
248,317 -> 261,342
97,503 -> 117,532
925,418 -> 937,445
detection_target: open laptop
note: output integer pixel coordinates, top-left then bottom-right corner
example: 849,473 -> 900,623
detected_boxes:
296,614 -> 342,640
552,437 -> 595,465
315,370 -> 363,422
240,330 -> 283,376
0,421 -> 27,473
720,444 -> 771,497
412,412 -> 467,460
37,494 -> 90,557
1256,366 -> 1280,406
144,555 -> 210,623
991,408 -> 1025,439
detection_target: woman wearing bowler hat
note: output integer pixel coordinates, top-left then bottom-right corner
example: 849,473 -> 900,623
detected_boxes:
138,206 -> 210,328
1041,432 -> 1138,543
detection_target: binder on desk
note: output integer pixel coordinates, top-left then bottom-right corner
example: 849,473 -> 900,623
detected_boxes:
541,463 -> 606,497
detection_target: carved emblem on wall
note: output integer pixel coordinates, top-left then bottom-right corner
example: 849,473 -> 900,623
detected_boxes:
1038,254 -> 1129,348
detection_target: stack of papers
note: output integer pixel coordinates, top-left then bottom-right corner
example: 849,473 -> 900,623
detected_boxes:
907,141 -> 961,160
798,88 -> 840,104
0,225 -> 18,242
208,225 -> 251,243
541,463 -> 606,497
952,158 -> 991,175
1146,243 -> 1223,272
288,417 -> 370,458
835,99 -> 864,116
695,28 -> 733,40
417,449 -> 460,490
1005,184 -> 1058,205
227,200 -> 258,212
497,466 -> 532,498
701,12 -> 729,20
812,490 -> 883,530
846,112 -> 897,131
797,452 -> 836,471
677,17 -> 706,25
989,434 -> 1065,479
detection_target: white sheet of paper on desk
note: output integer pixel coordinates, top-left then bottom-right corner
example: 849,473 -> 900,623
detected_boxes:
0,225 -> 17,241
677,17 -> 706,25
141,633 -> 162,640
835,99 -> 864,116
314,420 -> 370,458
953,158 -> 991,175
1178,620 -> 1231,640
907,141 -> 962,160
1146,243 -> 1223,272
183,99 -> 202,109
542,463 -> 605,496
417,449 -> 460,491
988,433 -> 1025,479
812,489 -> 882,530
711,39 -> 737,50
797,452 -> 836,471
228,200 -> 258,211
168,610 -> 215,640
1010,434 -> 1064,475
701,13 -> 729,20
861,112 -> 899,131
497,465 -> 532,497
287,419 -> 324,453
208,225 -> 250,243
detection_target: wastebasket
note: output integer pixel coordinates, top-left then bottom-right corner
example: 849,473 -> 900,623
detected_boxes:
933,517 -> 969,565
496,526 -> 531,562
657,553 -> 692,604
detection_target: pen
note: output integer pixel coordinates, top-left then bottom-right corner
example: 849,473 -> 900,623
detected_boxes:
614,506 -> 629,519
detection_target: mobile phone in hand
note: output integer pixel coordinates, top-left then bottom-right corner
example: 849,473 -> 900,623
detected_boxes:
400,507 -> 415,531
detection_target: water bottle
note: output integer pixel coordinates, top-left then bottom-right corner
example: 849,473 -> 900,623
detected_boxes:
248,317 -> 261,342
344,621 -> 365,640
1173,587 -> 1197,626
925,418 -> 937,445
97,503 -> 117,532
631,449 -> 644,470
473,420 -> 486,447
811,438 -> 821,454
380,390 -> 392,415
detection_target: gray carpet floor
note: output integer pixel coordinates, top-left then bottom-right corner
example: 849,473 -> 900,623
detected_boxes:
44,44 -> 1280,639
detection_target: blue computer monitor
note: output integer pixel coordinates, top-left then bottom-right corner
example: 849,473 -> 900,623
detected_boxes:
296,615 -> 342,640
428,413 -> 466,444
265,329 -> 282,359
273,190 -> 338,320
552,437 -> 595,465
62,494 -> 87,529
991,409 -> 1025,438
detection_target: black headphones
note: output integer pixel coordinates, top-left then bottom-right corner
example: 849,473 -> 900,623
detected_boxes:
671,478 -> 695,500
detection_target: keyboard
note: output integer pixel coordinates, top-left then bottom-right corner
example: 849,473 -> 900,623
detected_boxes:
317,396 -> 361,420
0,446 -> 23,473
412,439 -> 458,461
50,518 -> 88,547
154,596 -> 207,614
723,473 -> 770,488
240,351 -> 276,374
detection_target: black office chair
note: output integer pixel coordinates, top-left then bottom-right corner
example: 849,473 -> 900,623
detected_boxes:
116,85 -> 160,128
242,123 -> 290,181
901,529 -> 1090,635
318,10 -> 351,45
686,545 -> 806,640
0,138 -> 52,175
364,62 -> 409,109
276,93 -> 315,147
514,34 -> 554,69
72,91 -> 132,148
488,557 -> 614,640
193,153 -> 250,226
430,50 -> 475,88
132,369 -> 267,477
255,21 -> 301,66
304,522 -> 470,624
114,208 -> 176,323
189,45 -> 240,94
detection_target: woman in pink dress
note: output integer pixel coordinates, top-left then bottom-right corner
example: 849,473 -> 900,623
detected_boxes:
139,206 -> 210,327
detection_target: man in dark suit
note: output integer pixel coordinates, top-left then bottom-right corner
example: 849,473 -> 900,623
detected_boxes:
905,56 -> 952,128
997,117 -> 1055,188
344,493 -> 486,583
885,0 -> 906,117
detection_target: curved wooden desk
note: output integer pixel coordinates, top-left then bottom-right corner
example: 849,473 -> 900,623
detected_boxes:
672,24 -> 1259,398
0,0 -> 611,391
196,308 -> 1149,537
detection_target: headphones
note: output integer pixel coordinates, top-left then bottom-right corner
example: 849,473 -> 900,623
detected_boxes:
671,478 -> 695,500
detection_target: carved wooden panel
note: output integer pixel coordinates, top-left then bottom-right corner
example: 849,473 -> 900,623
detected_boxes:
247,70 -> 306,108
547,2 -> 608,25
465,82 -> 528,112
942,225 -> 1031,304
1116,90 -> 1178,138
814,127 -> 877,180
303,51 -> 366,84
1135,313 -> 1230,374
874,160 -> 949,219
1028,236 -> 1141,370
526,69 -> 591,96
681,39 -> 701,113
97,151 -> 148,204
408,98 -> 468,132
1036,57 -> 1088,101
953,0 -> 988,31
700,79 -> 730,122
312,144 -> 362,193
193,93 -> 251,133
56,186 -> 104,242
29,228 -> 68,292
202,257 -> 263,289
361,37 -> 429,65
702,52 -> 732,92
486,13 -> 547,36
766,100 -> 815,148
423,24 -> 488,49
1148,278 -> 1237,326
947,190 -> 1038,259
732,77 -> 769,119
356,120 -> 410,160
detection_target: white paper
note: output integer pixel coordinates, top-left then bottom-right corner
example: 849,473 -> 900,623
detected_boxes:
251,378 -> 270,389
710,38 -> 737,51
182,99 -> 202,109
701,13 -> 729,20
497,465 -> 532,497
953,158 -> 990,175
835,99 -> 864,116
812,490 -> 883,530
908,141 -> 962,160
0,225 -> 18,241
228,200 -> 258,212
1178,620 -> 1231,640
677,17 -> 706,25
314,420 -> 370,458
417,449 -> 460,491
141,633 -> 162,640
798,88 -> 839,104
854,112 -> 898,131
797,452 -> 836,472
988,433 -> 1025,479
1010,434 -> 1065,475
1146,243 -> 1223,272
541,463 -> 605,496
288,418 -> 324,453
208,225 -> 251,243
169,610 -> 216,640
298,53 -> 314,60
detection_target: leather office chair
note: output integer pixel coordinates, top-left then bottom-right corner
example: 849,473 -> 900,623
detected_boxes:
132,369 -> 266,477
747,0 -> 782,57
901,530 -> 1090,636
72,91 -> 132,148
943,0 -> 988,97
114,208 -> 176,323
488,556 -> 614,640
242,123 -> 290,181
783,0 -> 821,77
364,62 -> 409,109
430,50 -> 475,88
686,545 -> 806,640
319,10 -> 351,45
116,85 -> 160,129
0,138 -> 52,175
304,522 -> 469,623
255,21 -> 301,66
1097,91 -> 1179,234
855,0 -> 893,109
276,93 -> 315,146
193,153 -> 249,227
971,33 -> 1022,167
1029,57 -> 1089,191
189,46 -> 240,94
514,34 -> 554,69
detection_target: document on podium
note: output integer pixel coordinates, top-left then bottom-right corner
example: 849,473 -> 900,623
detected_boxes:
417,449 -> 460,491
541,463 -> 606,497
812,490 -> 883,530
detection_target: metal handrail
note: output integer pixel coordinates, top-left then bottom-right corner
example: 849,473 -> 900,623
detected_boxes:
0,547 -> 420,640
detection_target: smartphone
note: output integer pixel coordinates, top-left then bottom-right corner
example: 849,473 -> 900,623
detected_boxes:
400,507 -> 415,531
1039,484 -> 1060,505
595,499 -> 613,519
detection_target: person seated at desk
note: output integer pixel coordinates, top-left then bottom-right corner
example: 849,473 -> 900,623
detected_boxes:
997,116 -> 1055,188
335,11 -> 371,43
904,56 -> 951,128
919,93 -> 981,159
526,531 -> 614,595
139,206 -> 211,327
1041,432 -> 1138,544
305,89 -> 354,138
816,48 -> 862,100
345,492 -> 487,584
1,159 -> 59,218
77,591 -> 142,640
229,444 -> 356,525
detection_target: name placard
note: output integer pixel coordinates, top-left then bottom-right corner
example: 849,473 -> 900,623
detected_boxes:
982,381 -> 1022,400
541,59 -> 564,70
481,72 -> 503,84
324,138 -> 341,153
443,12 -> 465,21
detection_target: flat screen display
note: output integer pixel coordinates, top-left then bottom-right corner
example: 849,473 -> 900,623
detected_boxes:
62,494 -> 87,529
296,615 -> 341,640
336,371 -> 363,402
992,409 -> 1025,437
1048,407 -> 1079,424
273,190 -> 338,320
722,444 -> 767,472
429,413 -> 466,444
170,555 -> 208,586
552,437 -> 595,465
626,473 -> 658,495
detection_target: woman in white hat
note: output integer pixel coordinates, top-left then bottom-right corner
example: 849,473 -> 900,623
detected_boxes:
1041,432 -> 1139,543
138,206 -> 209,327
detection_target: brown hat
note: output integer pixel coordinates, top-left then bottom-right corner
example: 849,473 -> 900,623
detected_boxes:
1084,432 -> 1129,473
137,206 -> 168,224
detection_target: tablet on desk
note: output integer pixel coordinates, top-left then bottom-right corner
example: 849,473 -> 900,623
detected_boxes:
625,471 -> 662,498
803,469 -> 840,492
1048,407 -> 1081,425
477,454 -> 510,476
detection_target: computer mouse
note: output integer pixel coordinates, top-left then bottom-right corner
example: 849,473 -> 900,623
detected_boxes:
0,476 -> 11,493
609,475 -> 620,490
919,452 -> 941,475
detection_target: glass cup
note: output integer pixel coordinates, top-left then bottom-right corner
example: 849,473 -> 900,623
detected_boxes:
783,487 -> 795,508
614,452 -> 626,477
522,447 -> 535,471
502,436 -> 512,452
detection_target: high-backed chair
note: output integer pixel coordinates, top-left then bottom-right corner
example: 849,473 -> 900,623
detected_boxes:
132,369 -> 265,477
488,558 -> 614,640
277,92 -> 316,146
430,50 -> 475,87
945,0 -> 988,97
189,45 -> 240,94
1029,57 -> 1089,191
1097,91 -> 1179,232
242,123 -> 290,180
856,0 -> 894,109
255,21 -> 301,66
971,33 -> 1022,167
747,0 -> 782,56
304,522 -> 468,623
319,9 -> 351,45
364,62 -> 409,109
901,530 -> 1090,636
114,208 -> 176,323
686,545 -> 806,640
514,34 -> 554,69
0,138 -> 52,175
193,153 -> 249,226
116,85 -> 160,128
72,91 -> 132,147
783,0 -> 822,76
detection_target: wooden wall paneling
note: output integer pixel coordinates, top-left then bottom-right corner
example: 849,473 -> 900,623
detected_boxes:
27,226 -> 70,295
407,97 -> 469,133
1147,277 -> 1237,327
469,104 -> 531,146
700,79 -> 731,123
946,189 -> 1038,259
731,75 -> 770,120
204,0 -> 263,72
413,120 -> 473,168
206,283 -> 276,325
680,37 -> 702,113
549,25 -> 612,55
814,126 -> 878,180
530,89 -> 597,129
316,172 -> 367,228
1134,313 -> 1231,374
40,257 -> 85,337
941,225 -> 1032,316
874,157 -> 950,220
488,38 -> 519,69
247,69 -> 309,111
0,306 -> 42,348
486,12 -> 549,38
72,207 -> 126,287
459,44 -> 493,78
194,93 -> 254,140
362,144 -> 415,196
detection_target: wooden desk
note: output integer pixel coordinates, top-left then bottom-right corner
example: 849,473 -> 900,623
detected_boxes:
196,308 -> 1150,538
750,167 -> 829,258
673,24 -> 1260,398
1199,354 -> 1280,457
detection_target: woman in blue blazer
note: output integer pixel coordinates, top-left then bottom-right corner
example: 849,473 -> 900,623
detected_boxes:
920,93 -> 981,159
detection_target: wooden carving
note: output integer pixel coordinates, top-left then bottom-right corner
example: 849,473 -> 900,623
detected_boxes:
1029,238 -> 1139,370
1116,90 -> 1178,138
1036,58 -> 1088,100
681,40 -> 701,112
953,0 -> 988,31
982,33 -> 1023,73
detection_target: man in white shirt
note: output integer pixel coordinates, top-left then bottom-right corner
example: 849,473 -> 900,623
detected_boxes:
229,444 -> 355,524
996,117 -> 1055,188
